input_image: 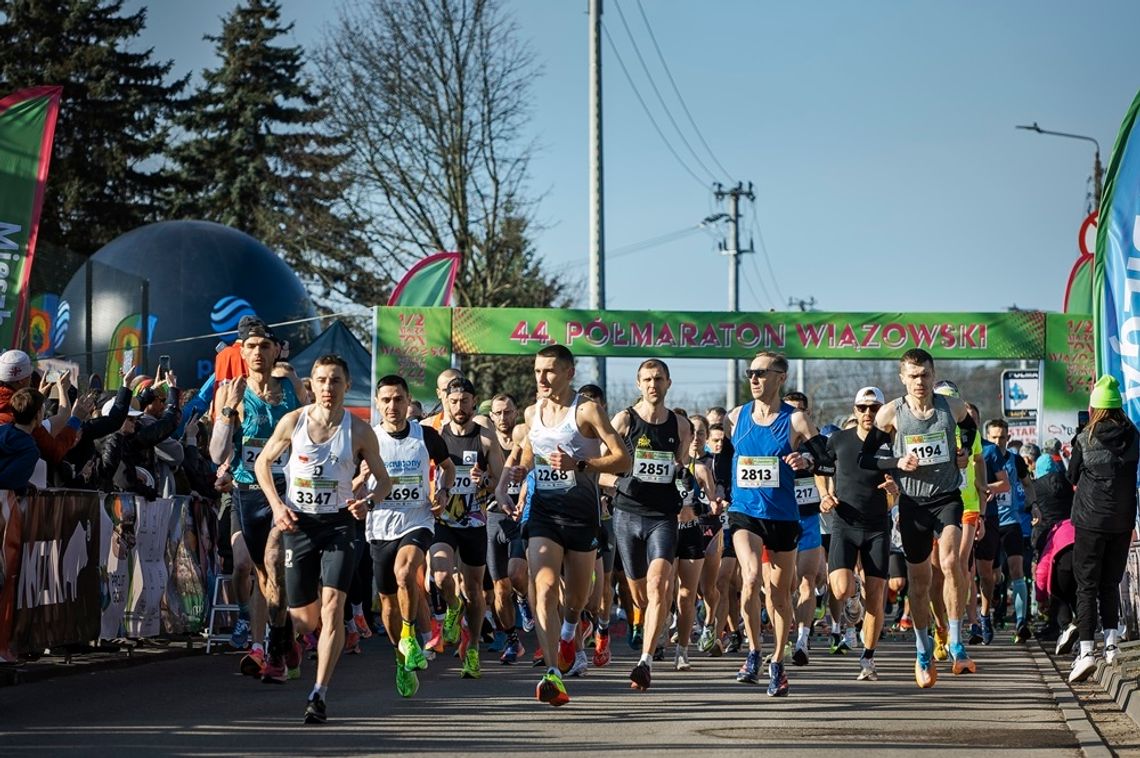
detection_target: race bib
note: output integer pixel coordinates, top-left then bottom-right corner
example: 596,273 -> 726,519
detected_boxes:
736,456 -> 779,489
794,477 -> 819,506
633,449 -> 675,484
903,432 -> 950,466
243,437 -> 287,475
959,470 -> 969,490
996,490 -> 1012,508
291,476 -> 338,513
507,480 -> 522,496
535,456 -> 574,491
452,465 -> 476,496
384,474 -> 424,506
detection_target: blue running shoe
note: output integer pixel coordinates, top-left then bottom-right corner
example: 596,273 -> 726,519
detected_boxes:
980,615 -> 994,646
516,596 -> 535,633
488,630 -> 507,653
230,617 -> 251,649
736,650 -> 762,683
767,661 -> 789,697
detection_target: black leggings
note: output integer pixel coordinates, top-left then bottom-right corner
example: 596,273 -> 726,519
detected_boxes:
1073,528 -> 1131,642
1050,547 -> 1076,628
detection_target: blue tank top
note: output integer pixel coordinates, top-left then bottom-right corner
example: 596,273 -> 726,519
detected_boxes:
728,401 -> 798,521
233,379 -> 300,485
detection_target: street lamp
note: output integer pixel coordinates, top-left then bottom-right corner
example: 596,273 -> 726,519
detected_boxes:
1016,122 -> 1104,211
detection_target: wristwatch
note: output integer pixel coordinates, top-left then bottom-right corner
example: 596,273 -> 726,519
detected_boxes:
576,459 -> 589,473
365,497 -> 376,511
221,406 -> 237,420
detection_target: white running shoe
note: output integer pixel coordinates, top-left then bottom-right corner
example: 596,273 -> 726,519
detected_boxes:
857,657 -> 878,681
844,627 -> 859,650
1055,624 -> 1078,656
568,650 -> 589,677
1068,652 -> 1098,684
674,646 -> 692,671
1106,645 -> 1120,664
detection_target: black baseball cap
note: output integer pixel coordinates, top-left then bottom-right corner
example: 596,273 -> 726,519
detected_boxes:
237,316 -> 276,342
445,378 -> 476,396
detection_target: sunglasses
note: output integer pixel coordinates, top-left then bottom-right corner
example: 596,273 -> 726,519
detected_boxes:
855,404 -> 881,413
745,368 -> 783,381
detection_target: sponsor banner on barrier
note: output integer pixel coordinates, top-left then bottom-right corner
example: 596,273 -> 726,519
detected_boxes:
445,308 -> 1046,359
372,306 -> 452,417
124,497 -> 174,638
0,490 -> 22,657
1041,313 -> 1094,452
13,491 -> 101,651
99,493 -> 136,639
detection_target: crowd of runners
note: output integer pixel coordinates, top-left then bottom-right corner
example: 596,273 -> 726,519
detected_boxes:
211,323 -> 1125,724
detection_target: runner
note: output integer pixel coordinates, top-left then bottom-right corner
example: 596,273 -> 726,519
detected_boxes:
610,359 -> 692,690
254,354 -> 392,724
817,387 -> 896,681
487,392 -> 530,664
862,348 -> 979,686
209,317 -> 302,683
727,352 -> 825,696
363,374 -> 454,697
578,383 -> 616,669
708,421 -> 742,656
504,344 -> 631,706
431,377 -> 504,679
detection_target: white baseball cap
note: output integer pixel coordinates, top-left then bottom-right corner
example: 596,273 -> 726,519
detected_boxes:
853,386 -> 885,406
102,397 -> 143,418
0,350 -> 33,383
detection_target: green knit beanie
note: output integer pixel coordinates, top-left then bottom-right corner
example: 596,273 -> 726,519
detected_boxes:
1090,374 -> 1123,410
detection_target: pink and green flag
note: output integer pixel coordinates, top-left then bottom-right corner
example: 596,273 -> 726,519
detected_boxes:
387,251 -> 461,306
0,86 -> 62,349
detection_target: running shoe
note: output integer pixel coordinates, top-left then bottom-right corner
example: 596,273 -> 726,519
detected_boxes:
1055,624 -> 1079,656
933,627 -> 949,662
709,638 -> 725,657
845,627 -> 859,651
461,648 -> 481,679
443,604 -> 463,646
725,631 -> 743,654
652,645 -> 666,662
980,615 -> 994,646
1106,645 -> 1120,664
914,650 -> 937,689
396,663 -> 420,697
792,642 -> 810,667
501,637 -> 524,665
1069,652 -> 1097,683
736,650 -> 761,684
697,625 -> 716,653
302,632 -> 318,651
261,654 -> 287,684
629,623 -> 643,650
536,671 -> 570,707
767,661 -> 789,697
630,660 -> 652,690
857,656 -> 878,681
579,613 -> 595,644
829,634 -> 848,655
1013,623 -> 1032,645
674,646 -> 692,671
568,650 -> 589,677
532,646 -> 546,667
516,596 -> 535,633
285,639 -> 302,680
949,642 -> 975,675
556,638 -> 576,674
898,615 -> 914,632
399,635 -> 429,671
968,623 -> 984,645
480,616 -> 496,644
593,632 -> 612,667
304,693 -> 327,724
426,618 -> 445,654
230,617 -> 251,649
344,629 -> 362,656
488,630 -> 508,654
353,612 -> 373,639
240,647 -> 265,677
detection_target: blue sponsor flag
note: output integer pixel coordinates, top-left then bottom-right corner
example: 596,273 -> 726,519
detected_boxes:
1095,89 -> 1140,424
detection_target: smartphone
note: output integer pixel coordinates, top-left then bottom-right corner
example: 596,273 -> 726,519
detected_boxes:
43,368 -> 63,384
159,355 -> 171,372
88,374 -> 103,394
122,349 -> 135,376
462,450 -> 478,466
1077,410 -> 1090,428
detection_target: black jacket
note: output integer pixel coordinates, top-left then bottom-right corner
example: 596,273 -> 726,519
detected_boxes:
1069,419 -> 1140,534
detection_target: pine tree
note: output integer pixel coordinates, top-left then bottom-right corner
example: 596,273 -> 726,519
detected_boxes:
0,0 -> 186,261
171,0 -> 380,311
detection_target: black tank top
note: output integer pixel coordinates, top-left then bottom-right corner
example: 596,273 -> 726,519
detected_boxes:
439,424 -> 490,528
614,406 -> 683,517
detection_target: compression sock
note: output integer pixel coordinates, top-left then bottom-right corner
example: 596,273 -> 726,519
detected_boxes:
560,619 -> 576,641
948,619 -> 962,646
1012,578 -> 1028,626
915,628 -> 930,655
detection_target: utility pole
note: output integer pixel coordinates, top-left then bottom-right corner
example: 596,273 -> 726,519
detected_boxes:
788,296 -> 817,393
716,182 -> 754,408
588,0 -> 606,391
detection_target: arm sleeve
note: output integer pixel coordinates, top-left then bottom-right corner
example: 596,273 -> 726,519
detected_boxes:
957,412 -> 978,449
802,434 -> 834,475
422,427 -> 450,465
859,427 -> 898,471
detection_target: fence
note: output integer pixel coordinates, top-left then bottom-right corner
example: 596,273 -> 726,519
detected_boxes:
0,489 -> 218,658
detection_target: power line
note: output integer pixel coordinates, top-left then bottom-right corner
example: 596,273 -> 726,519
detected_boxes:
633,0 -> 732,179
611,1 -> 718,183
747,200 -> 785,304
739,264 -> 771,310
550,223 -> 705,273
601,22 -> 709,190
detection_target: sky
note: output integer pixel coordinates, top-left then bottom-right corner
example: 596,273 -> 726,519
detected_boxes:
124,0 -> 1139,405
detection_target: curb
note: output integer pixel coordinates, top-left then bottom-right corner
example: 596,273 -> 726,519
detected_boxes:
1027,639 -> 1112,758
1081,638 -> 1140,733
0,640 -> 207,687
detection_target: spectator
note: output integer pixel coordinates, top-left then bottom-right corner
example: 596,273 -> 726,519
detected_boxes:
134,374 -> 184,496
1021,442 -> 1041,473
0,388 -> 46,490
94,396 -> 155,499
57,367 -> 139,488
1067,375 -> 1139,683
0,350 -> 89,463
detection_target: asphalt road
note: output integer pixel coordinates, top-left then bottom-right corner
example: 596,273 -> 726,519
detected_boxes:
0,634 -> 1083,756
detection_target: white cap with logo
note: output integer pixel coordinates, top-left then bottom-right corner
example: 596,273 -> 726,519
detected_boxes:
0,350 -> 33,383
853,386 -> 885,406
